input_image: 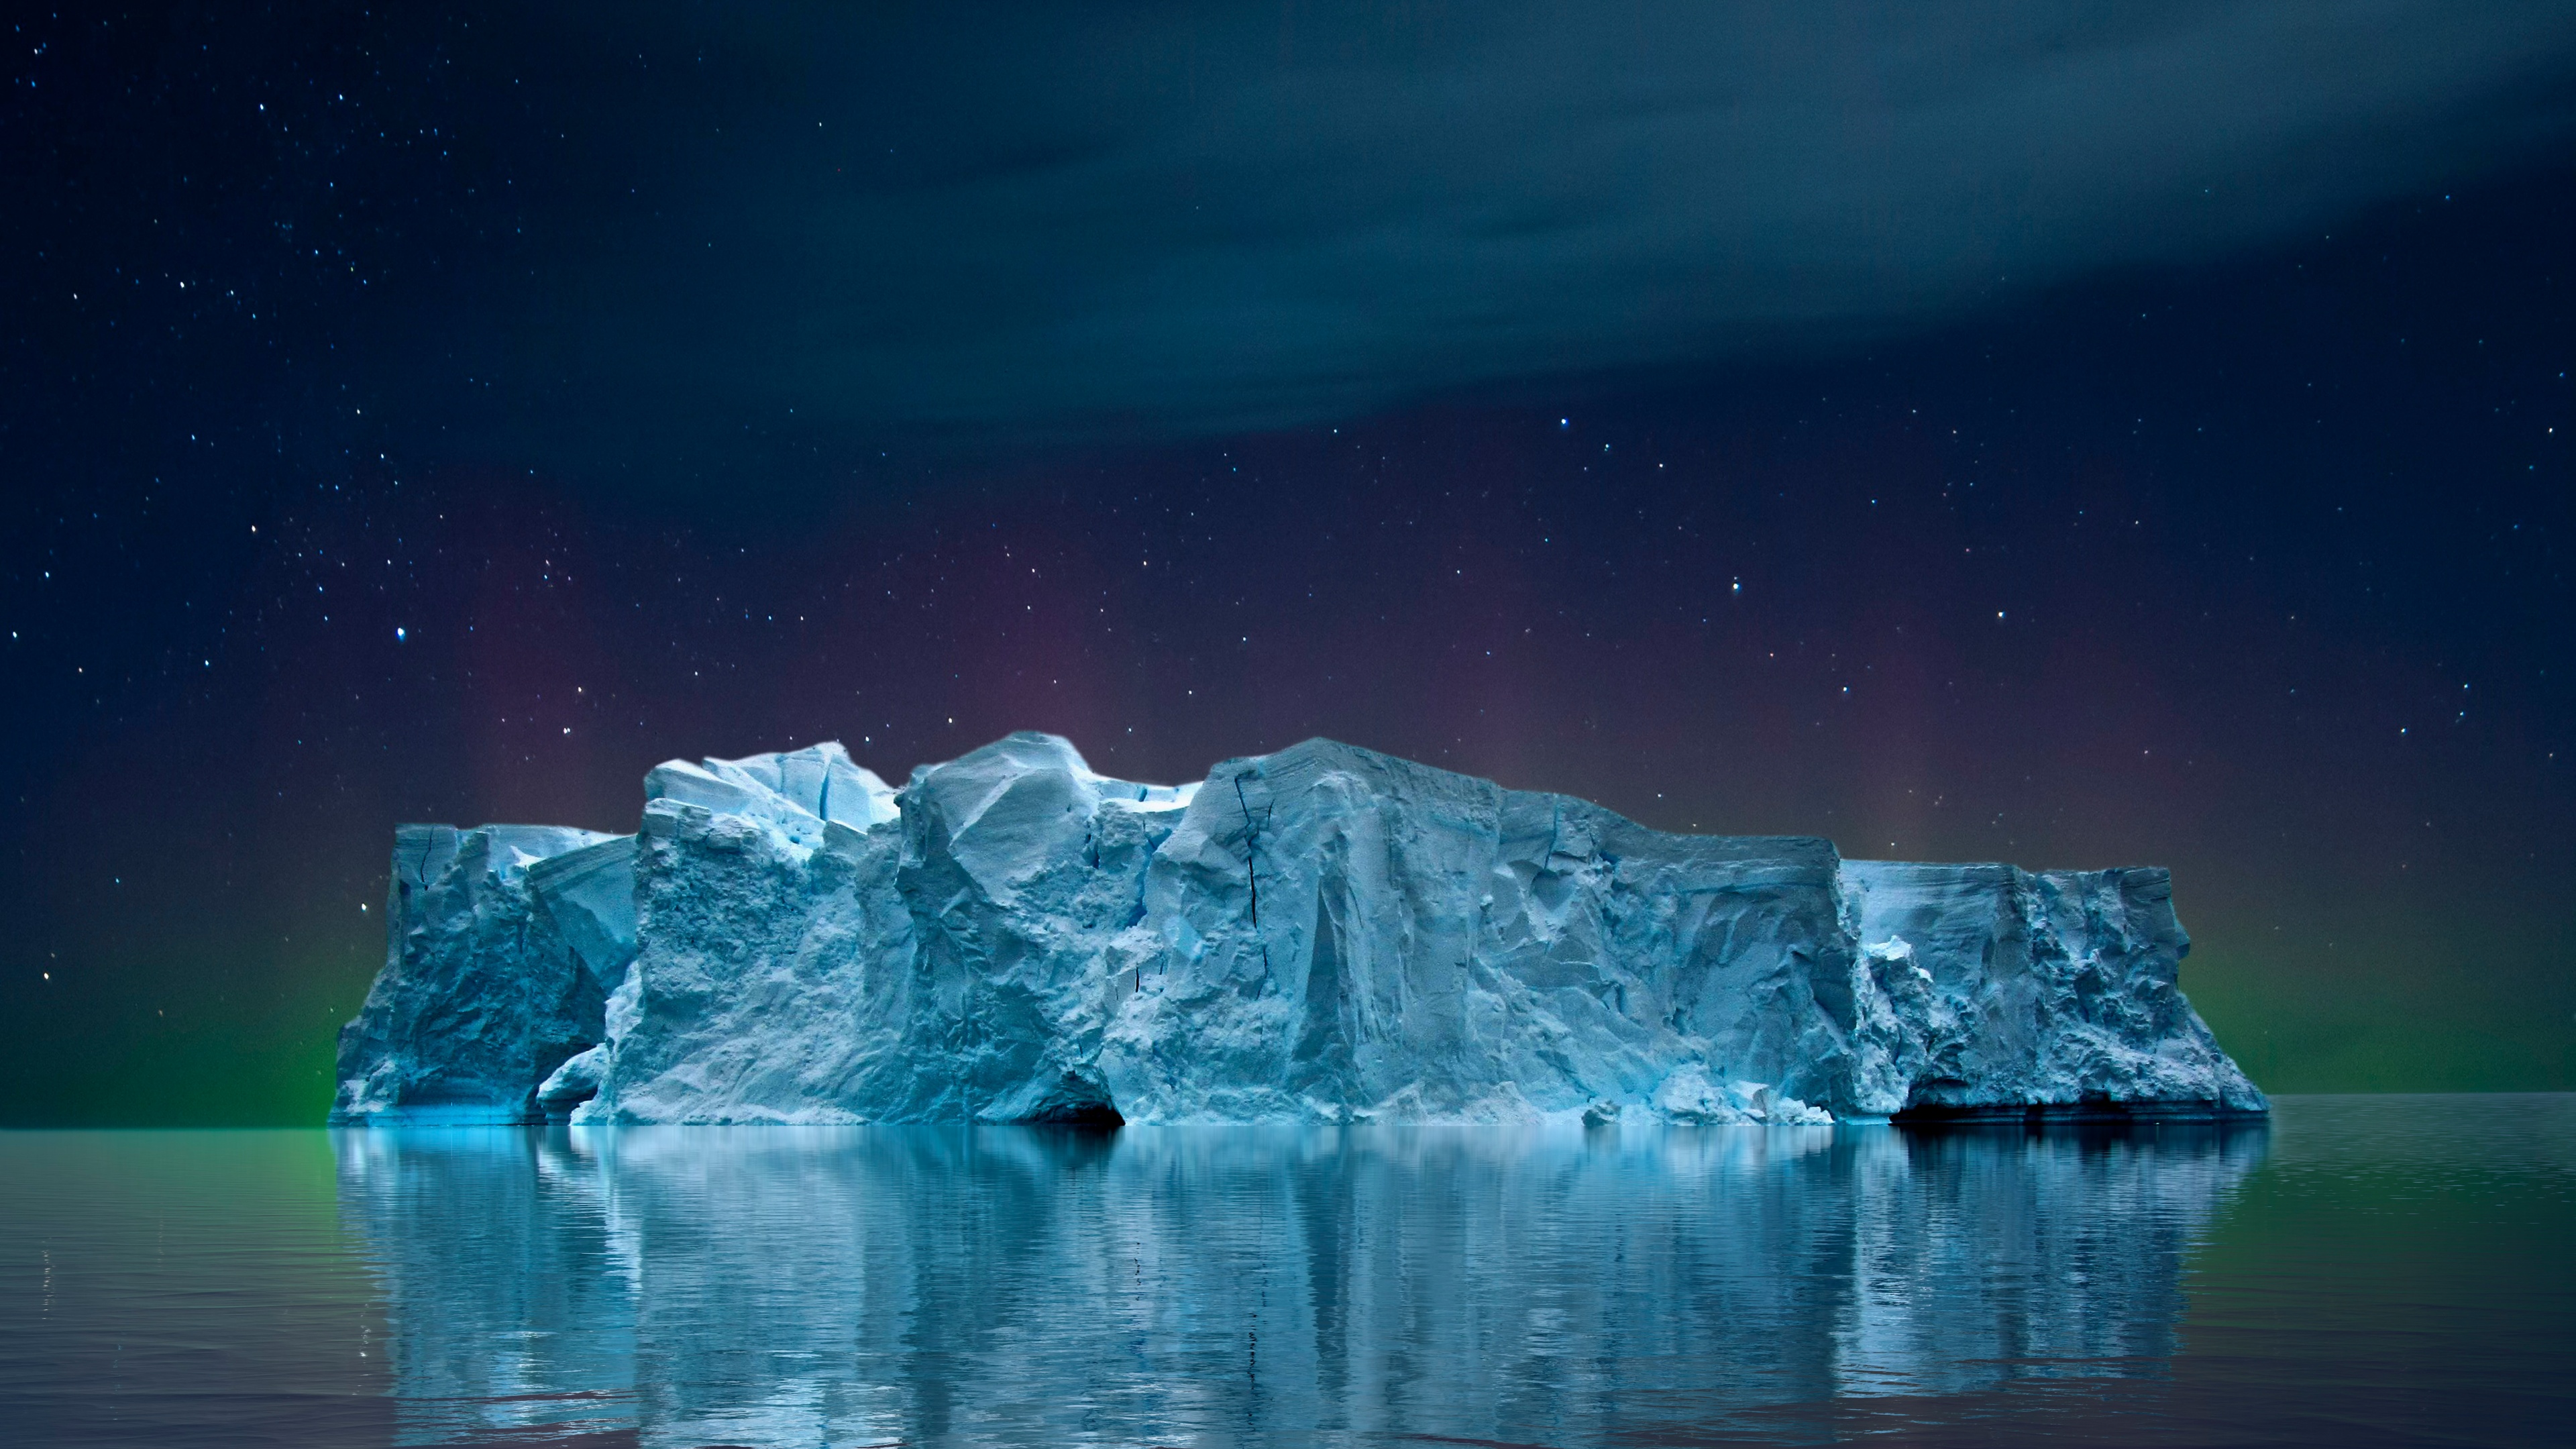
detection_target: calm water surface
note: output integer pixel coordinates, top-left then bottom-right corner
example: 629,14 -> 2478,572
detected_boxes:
1,1095 -> 2568,1447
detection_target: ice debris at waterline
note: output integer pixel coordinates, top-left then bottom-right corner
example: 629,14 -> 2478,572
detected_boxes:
332,734 -> 2265,1127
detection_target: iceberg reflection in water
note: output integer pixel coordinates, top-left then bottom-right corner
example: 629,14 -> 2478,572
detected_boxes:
335,1122 -> 2262,1447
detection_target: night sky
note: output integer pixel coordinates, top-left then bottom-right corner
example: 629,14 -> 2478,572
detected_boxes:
7,5 -> 2576,1124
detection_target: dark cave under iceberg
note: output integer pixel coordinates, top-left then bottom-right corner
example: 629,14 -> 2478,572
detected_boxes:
333,734 -> 2265,1126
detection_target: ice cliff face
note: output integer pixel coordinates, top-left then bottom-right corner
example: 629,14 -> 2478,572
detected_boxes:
1836,861 -> 2245,1117
333,823 -> 629,1124
333,734 -> 2264,1126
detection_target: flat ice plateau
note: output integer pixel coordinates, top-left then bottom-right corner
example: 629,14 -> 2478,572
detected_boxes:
333,734 -> 2264,1126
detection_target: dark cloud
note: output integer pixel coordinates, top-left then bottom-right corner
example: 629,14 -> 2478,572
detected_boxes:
23,2 -> 2576,462
400,2 -> 2576,447
11,5 -> 2576,1118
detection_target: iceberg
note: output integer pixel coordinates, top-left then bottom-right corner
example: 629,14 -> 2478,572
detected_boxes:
333,734 -> 2264,1126
332,822 -> 627,1124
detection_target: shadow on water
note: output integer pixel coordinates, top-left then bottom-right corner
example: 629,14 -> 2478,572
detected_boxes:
329,1119 -> 2271,1447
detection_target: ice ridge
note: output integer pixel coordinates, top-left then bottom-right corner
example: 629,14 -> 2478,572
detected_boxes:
333,733 -> 2265,1126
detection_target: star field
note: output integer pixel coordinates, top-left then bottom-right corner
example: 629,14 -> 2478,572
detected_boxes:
3,7 -> 2573,1120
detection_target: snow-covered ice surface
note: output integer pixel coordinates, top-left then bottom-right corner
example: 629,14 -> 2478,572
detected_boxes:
333,734 -> 2263,1125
